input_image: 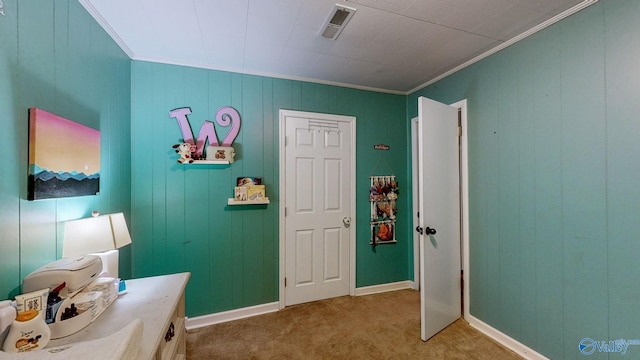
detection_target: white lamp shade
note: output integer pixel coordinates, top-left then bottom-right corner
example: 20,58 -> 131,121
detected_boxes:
63,212 -> 132,258
109,213 -> 132,248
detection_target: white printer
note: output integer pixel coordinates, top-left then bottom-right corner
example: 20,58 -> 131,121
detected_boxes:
23,255 -> 102,293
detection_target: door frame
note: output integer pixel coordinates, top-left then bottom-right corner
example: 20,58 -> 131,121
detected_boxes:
411,99 -> 469,319
278,109 -> 357,309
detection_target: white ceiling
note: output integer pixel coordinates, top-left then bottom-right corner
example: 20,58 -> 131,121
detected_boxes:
80,0 -> 596,94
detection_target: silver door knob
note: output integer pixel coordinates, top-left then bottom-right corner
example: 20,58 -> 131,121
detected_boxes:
343,217 -> 351,227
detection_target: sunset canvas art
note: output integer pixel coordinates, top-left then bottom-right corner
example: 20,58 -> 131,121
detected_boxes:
28,108 -> 100,200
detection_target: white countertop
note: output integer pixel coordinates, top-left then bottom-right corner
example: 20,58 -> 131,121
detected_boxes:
47,272 -> 190,360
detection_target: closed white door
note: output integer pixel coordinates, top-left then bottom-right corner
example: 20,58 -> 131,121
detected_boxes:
418,96 -> 461,341
281,111 -> 355,306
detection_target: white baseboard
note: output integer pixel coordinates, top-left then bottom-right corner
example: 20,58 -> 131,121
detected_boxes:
466,315 -> 548,360
354,280 -> 414,296
185,302 -> 279,330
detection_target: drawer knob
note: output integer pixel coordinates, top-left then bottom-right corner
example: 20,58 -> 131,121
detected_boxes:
164,322 -> 175,342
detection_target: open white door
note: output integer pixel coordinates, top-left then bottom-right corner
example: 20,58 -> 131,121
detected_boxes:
418,96 -> 461,341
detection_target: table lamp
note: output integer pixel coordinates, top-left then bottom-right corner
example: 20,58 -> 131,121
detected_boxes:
62,212 -> 132,278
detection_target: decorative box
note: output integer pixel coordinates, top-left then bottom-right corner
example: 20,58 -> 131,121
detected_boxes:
206,146 -> 235,163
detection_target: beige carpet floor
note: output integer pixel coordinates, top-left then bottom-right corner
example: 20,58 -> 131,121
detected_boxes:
186,289 -> 522,359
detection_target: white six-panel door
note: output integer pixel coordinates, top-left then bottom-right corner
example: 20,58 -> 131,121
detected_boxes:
418,96 -> 462,340
280,110 -> 355,306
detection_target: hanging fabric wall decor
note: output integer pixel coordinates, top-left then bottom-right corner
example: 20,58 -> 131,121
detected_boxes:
369,175 -> 398,245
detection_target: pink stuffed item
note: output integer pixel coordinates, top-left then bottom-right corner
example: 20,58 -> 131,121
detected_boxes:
172,143 -> 196,163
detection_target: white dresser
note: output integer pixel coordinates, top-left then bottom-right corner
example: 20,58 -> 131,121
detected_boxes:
47,272 -> 191,360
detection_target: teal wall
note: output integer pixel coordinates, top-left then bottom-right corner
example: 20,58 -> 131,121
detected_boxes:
0,0 -> 412,319
7,1 -> 636,357
409,1 -> 640,358
130,62 -> 410,317
0,0 -> 132,300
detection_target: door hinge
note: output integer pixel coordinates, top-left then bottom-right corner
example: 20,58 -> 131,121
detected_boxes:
284,277 -> 287,287
285,207 -> 287,217
285,136 -> 288,146
457,108 -> 462,137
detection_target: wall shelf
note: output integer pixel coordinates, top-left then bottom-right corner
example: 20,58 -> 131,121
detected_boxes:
369,240 -> 397,245
227,198 -> 270,205
187,160 -> 230,165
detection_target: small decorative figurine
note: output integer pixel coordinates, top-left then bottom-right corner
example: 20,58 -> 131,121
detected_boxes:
172,143 -> 196,164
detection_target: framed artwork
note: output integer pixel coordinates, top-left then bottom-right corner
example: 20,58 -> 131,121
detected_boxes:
27,108 -> 100,200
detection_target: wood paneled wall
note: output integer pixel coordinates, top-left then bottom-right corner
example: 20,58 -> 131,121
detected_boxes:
0,0 -> 132,300
409,1 -> 640,358
131,62 -> 410,317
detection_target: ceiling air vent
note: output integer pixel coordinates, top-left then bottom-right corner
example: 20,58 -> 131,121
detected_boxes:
320,4 -> 356,40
